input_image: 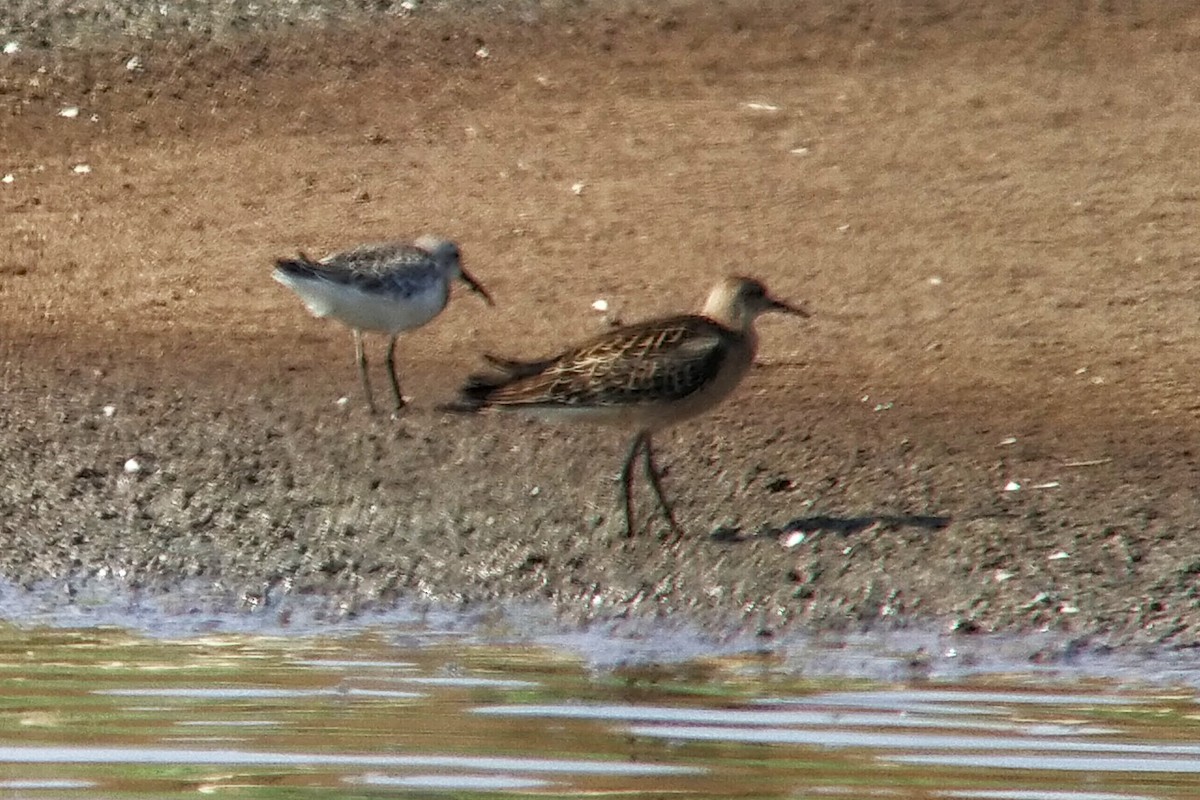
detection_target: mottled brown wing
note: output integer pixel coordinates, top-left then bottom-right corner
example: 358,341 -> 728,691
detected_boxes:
483,315 -> 734,407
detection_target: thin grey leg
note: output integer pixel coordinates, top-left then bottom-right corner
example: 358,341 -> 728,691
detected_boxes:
354,329 -> 377,414
618,433 -> 646,538
384,334 -> 405,411
642,434 -> 684,540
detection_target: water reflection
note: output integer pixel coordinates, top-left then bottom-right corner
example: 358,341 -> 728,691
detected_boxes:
0,778 -> 96,789
0,745 -> 701,774
941,792 -> 1159,800
101,687 -> 423,699
354,772 -> 553,790
474,702 -> 1094,732
0,625 -> 1196,799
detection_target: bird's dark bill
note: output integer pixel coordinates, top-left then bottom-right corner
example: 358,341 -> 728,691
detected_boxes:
461,270 -> 495,305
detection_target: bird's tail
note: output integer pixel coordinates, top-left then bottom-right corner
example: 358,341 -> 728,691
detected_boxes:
438,353 -> 552,413
272,252 -> 321,281
438,374 -> 508,414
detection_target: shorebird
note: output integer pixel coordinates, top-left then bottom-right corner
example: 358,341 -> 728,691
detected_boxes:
449,276 -> 808,538
273,235 -> 494,413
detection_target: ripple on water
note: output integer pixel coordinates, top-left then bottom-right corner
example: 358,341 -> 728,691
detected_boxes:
0,618 -> 1198,799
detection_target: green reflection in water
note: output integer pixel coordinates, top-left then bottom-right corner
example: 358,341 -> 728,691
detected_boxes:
0,622 -> 1196,799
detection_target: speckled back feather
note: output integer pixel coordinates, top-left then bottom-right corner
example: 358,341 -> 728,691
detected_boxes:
460,315 -> 738,409
275,242 -> 443,294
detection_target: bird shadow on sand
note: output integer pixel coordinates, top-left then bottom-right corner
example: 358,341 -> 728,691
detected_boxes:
709,513 -> 951,543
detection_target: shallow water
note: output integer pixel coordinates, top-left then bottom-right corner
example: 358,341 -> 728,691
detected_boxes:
1,615 -> 1199,799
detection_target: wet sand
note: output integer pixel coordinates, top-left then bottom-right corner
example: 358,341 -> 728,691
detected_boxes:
4,1 -> 1200,653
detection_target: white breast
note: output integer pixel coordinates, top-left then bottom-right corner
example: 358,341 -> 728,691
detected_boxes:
277,272 -> 447,333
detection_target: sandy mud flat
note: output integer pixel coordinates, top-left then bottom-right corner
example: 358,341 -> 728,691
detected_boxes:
3,1 -> 1200,658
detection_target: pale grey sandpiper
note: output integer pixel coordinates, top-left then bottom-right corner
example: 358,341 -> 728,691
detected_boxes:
273,235 -> 494,414
448,276 -> 808,538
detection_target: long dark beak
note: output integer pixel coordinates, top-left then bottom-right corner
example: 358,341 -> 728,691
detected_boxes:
459,268 -> 494,306
768,295 -> 810,318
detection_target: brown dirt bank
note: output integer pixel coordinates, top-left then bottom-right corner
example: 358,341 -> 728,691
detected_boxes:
3,1 -> 1200,649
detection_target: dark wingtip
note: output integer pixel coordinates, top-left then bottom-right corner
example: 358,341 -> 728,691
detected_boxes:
439,372 -> 507,414
482,353 -> 523,372
481,352 -> 554,378
442,351 -> 552,413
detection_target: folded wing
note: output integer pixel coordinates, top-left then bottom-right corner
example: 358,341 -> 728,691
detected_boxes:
461,315 -> 733,410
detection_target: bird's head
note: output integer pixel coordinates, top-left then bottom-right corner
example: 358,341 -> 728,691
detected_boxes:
704,276 -> 808,331
415,235 -> 494,306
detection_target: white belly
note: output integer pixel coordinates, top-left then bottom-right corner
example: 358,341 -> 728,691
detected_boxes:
276,272 -> 446,333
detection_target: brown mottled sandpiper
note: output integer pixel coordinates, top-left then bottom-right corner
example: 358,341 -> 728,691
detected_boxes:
274,235 -> 494,413
449,276 -> 807,538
